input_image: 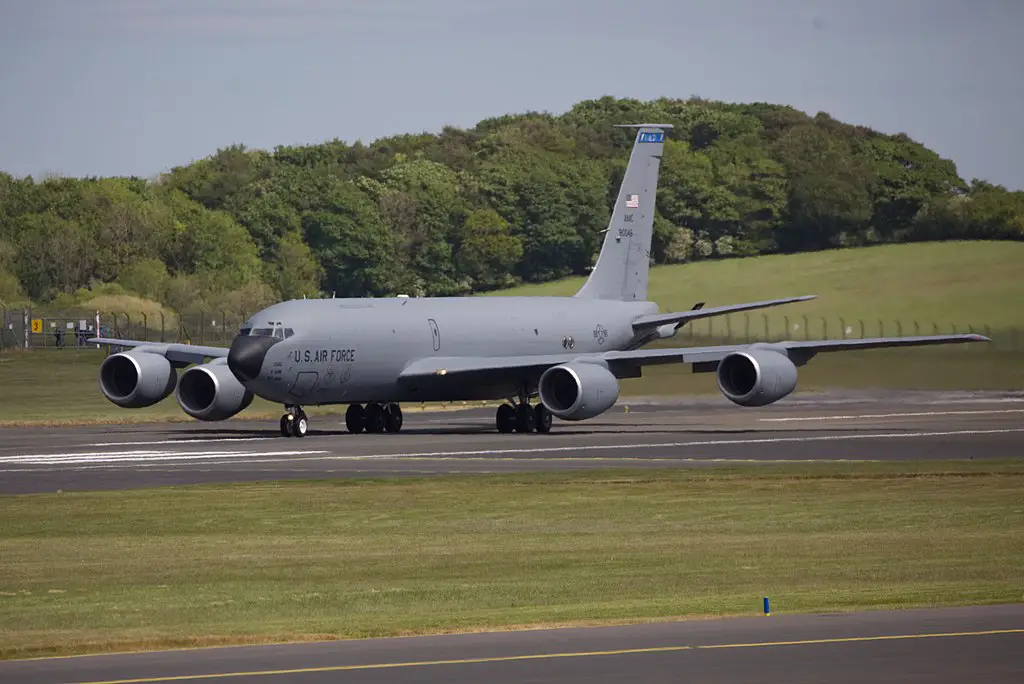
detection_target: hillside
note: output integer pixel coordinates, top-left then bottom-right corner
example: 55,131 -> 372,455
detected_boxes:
493,241 -> 1024,333
1,96 -> 1022,318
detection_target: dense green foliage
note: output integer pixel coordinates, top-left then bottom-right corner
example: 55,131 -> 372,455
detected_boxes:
1,96 -> 1021,314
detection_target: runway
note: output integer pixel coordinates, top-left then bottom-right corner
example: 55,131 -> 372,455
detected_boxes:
2,604 -> 1021,683
1,391 -> 1022,494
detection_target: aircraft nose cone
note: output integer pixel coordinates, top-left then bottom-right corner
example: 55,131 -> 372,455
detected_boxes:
227,335 -> 280,383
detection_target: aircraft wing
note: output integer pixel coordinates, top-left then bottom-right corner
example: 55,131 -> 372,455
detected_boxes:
87,338 -> 228,365
398,333 -> 988,382
631,295 -> 817,332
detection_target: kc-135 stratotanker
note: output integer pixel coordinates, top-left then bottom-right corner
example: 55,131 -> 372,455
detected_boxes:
90,124 -> 987,437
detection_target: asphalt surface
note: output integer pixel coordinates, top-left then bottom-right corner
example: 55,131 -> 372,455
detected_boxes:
2,604 -> 1021,683
1,391 -> 1023,494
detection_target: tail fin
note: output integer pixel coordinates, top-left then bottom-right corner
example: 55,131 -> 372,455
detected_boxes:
574,123 -> 671,301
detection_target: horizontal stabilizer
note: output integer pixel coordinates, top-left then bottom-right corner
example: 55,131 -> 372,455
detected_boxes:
631,295 -> 817,331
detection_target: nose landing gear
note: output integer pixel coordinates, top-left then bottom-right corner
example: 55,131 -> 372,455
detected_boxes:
280,406 -> 308,438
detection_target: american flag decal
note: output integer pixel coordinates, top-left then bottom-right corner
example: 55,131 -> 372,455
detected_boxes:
625,194 -> 639,208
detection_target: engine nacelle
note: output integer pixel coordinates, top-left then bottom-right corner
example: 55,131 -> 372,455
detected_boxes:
716,347 -> 798,407
538,361 -> 620,421
99,350 -> 177,408
175,361 -> 254,421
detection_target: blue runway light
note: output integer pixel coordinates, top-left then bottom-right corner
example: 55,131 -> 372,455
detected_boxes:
763,597 -> 771,616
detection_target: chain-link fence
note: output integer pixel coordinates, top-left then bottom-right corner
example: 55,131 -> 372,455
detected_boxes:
2,308 -> 1022,352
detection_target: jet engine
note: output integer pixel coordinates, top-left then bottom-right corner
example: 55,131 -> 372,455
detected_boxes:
538,361 -> 620,421
716,348 -> 798,407
175,361 -> 254,421
99,350 -> 177,408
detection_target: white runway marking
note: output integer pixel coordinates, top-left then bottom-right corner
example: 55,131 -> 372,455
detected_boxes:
93,437 -> 274,447
0,449 -> 328,465
1,428 -> 1020,470
757,411 -> 1024,421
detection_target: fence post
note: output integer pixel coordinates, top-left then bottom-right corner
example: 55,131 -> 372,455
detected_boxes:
220,310 -> 228,345
896,320 -> 902,337
200,311 -> 205,345
840,318 -> 846,340
160,312 -> 166,343
859,320 -> 865,339
124,313 -> 132,341
914,321 -> 920,336
141,313 -> 148,342
803,315 -> 809,340
821,317 -> 828,340
24,309 -> 30,349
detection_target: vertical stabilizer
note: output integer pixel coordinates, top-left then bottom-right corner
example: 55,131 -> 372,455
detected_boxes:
574,123 -> 671,301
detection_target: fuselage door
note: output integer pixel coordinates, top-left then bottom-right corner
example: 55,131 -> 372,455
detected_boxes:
428,318 -> 441,352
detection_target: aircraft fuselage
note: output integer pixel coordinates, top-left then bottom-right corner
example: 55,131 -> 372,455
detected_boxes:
241,296 -> 658,405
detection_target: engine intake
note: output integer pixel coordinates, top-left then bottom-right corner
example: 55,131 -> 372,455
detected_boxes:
538,362 -> 620,421
176,362 -> 254,421
716,348 -> 798,407
99,350 -> 177,408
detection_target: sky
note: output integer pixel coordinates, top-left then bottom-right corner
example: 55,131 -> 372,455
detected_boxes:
1,0 -> 1022,188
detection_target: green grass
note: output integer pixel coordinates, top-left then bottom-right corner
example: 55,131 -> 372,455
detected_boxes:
1,462 -> 1022,659
492,241 -> 1024,331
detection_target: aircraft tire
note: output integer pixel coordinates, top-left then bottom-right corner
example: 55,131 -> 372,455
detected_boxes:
294,414 -> 308,438
534,404 -> 552,433
496,404 -> 515,433
345,404 -> 365,434
514,403 -> 535,433
365,403 -> 386,434
280,415 -> 291,437
384,403 -> 403,432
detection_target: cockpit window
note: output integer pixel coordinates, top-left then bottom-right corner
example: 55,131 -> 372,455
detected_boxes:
239,327 -> 251,336
248,327 -> 294,339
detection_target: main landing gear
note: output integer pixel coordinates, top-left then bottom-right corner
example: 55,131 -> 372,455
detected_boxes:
496,400 -> 552,434
345,402 -> 403,434
280,406 -> 308,438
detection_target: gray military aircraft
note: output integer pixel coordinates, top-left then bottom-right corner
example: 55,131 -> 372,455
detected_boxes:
90,124 -> 987,437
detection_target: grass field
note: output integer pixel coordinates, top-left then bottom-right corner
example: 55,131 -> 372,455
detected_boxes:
1,462 -> 1022,659
492,241 -> 1024,331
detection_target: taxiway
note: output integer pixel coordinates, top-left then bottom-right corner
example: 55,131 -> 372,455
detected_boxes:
1,604 -> 1021,683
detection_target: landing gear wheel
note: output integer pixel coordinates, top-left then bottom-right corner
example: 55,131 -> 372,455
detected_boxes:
515,403 -> 536,433
534,404 -> 552,433
345,404 -> 365,434
384,403 -> 403,433
293,413 -> 308,438
280,407 -> 307,438
365,403 -> 387,434
496,403 -> 516,433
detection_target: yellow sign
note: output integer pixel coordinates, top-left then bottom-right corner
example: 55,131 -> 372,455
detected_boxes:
30,319 -> 43,334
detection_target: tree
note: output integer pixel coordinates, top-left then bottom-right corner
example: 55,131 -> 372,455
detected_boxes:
455,208 -> 523,290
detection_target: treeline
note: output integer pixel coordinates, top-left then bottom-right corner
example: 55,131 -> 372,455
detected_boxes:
1,96 -> 1022,315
